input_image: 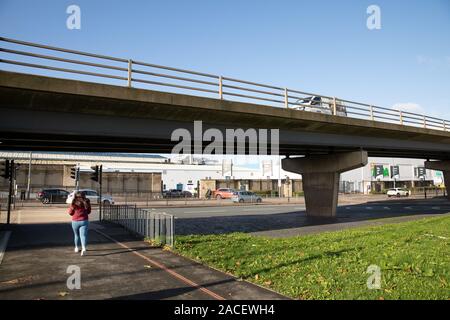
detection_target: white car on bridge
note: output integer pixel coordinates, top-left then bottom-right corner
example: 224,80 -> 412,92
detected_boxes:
386,188 -> 410,197
292,96 -> 347,117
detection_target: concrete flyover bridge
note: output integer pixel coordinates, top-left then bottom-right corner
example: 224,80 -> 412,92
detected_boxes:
1,36 -> 450,217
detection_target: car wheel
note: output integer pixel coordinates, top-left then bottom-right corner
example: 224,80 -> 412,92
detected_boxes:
388,195 -> 391,198
396,193 -> 401,197
102,200 -> 110,205
256,198 -> 262,203
216,195 -> 222,200
239,199 -> 244,203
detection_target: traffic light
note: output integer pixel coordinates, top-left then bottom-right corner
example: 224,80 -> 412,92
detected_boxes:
0,160 -> 11,179
70,166 -> 78,180
90,165 -> 100,182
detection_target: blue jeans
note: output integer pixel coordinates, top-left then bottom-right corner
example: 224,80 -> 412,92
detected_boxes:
72,220 -> 89,249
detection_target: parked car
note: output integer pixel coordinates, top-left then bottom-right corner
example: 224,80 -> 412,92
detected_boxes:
214,188 -> 235,200
232,191 -> 262,203
387,188 -> 410,197
163,189 -> 192,198
292,96 -> 347,116
66,189 -> 114,205
37,188 -> 70,204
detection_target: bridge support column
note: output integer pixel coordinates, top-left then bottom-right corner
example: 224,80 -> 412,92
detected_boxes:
282,151 -> 368,217
424,160 -> 450,200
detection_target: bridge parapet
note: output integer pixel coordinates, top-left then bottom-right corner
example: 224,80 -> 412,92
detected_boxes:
1,36 -> 449,132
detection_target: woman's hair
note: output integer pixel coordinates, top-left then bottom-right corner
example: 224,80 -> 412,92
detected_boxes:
71,191 -> 89,208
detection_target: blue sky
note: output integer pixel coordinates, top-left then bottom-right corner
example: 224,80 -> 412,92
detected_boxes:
1,0 -> 449,118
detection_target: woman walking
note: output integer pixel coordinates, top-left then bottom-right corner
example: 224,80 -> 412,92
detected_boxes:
68,191 -> 91,256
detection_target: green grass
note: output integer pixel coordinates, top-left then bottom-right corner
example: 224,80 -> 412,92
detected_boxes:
174,216 -> 450,299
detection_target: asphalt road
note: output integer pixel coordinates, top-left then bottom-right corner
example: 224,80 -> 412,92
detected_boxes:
160,197 -> 450,237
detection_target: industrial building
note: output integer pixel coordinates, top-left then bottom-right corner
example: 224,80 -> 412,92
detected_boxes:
0,152 -> 442,198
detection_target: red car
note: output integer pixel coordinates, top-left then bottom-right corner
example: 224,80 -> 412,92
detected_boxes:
214,188 -> 235,200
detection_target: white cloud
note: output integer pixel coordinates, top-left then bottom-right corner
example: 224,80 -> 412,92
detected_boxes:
416,55 -> 450,69
392,103 -> 424,115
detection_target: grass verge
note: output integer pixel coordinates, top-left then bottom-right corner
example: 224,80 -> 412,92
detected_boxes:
174,215 -> 450,299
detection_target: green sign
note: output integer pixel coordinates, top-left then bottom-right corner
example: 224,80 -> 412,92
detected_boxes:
372,165 -> 389,177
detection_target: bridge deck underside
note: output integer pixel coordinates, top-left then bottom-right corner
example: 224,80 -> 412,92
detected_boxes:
1,72 -> 450,159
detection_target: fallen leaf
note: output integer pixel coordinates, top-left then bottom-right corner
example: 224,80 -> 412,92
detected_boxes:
144,265 -> 152,269
58,291 -> 69,297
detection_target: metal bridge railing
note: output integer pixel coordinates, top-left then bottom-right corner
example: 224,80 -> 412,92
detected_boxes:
102,204 -> 174,247
1,36 -> 449,132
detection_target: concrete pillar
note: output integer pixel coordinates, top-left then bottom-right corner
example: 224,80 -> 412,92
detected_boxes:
424,160 -> 450,200
282,151 -> 368,217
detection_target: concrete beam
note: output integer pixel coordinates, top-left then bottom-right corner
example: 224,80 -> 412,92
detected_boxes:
425,160 -> 450,200
282,151 -> 368,217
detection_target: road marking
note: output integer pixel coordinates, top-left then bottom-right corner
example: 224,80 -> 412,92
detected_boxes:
365,207 -> 373,210
345,207 -> 351,210
404,207 -> 413,210
432,207 -> 441,210
92,228 -> 225,300
383,207 -> 391,210
0,231 -> 12,265
183,210 -> 226,214
242,207 -> 283,212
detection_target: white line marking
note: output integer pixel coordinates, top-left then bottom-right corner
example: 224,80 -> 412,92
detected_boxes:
183,210 -> 226,214
0,231 -> 12,265
383,207 -> 391,210
404,207 -> 413,210
365,207 -> 373,210
432,207 -> 441,210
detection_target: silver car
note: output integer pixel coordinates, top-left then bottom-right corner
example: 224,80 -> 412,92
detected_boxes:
66,189 -> 114,205
232,191 -> 262,203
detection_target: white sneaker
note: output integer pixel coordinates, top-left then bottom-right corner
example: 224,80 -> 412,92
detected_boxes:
81,248 -> 86,256
74,247 -> 79,253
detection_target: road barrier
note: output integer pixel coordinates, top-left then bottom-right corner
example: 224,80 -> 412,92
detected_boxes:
1,36 -> 449,132
102,204 -> 174,247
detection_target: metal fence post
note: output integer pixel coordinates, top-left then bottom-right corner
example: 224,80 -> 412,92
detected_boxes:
284,88 -> 289,109
145,210 -> 149,237
219,76 -> 223,99
134,205 -> 137,233
423,115 -> 427,128
369,105 -> 374,120
333,97 -> 337,115
127,59 -> 133,87
155,213 -> 160,243
170,214 -> 174,247
399,111 -> 403,125
150,211 -> 155,240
